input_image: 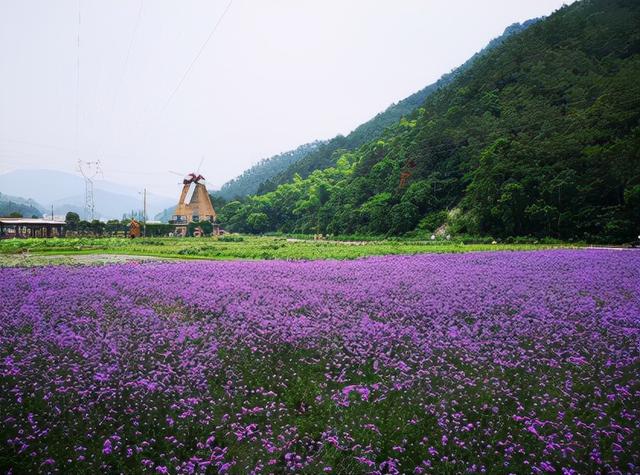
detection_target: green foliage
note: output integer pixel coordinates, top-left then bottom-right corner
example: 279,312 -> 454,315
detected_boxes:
217,142 -> 326,199
90,220 -> 106,236
145,223 -> 176,237
65,212 -> 80,223
360,193 -> 392,234
0,236 -> 578,265
390,202 -> 419,234
187,221 -> 214,237
418,210 -> 448,232
217,235 -> 244,242
218,0 -> 640,243
246,212 -> 270,234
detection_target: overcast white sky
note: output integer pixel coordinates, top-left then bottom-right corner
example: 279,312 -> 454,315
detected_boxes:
0,0 -> 574,198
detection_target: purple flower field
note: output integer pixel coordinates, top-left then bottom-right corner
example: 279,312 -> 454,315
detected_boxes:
1,250 -> 639,474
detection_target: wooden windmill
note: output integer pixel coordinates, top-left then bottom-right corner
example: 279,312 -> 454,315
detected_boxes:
170,172 -> 217,237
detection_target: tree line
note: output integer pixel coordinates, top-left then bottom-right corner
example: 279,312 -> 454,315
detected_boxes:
62,212 -> 175,237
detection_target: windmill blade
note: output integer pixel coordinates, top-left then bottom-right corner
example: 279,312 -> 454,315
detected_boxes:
196,156 -> 204,175
185,182 -> 196,203
168,170 -> 185,177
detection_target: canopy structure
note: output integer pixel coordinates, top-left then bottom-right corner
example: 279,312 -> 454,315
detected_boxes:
0,218 -> 66,238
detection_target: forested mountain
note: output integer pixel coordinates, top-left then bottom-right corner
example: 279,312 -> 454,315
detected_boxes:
0,192 -> 44,218
218,0 -> 640,243
256,19 -> 540,195
217,141 -> 325,200
215,19 -> 538,201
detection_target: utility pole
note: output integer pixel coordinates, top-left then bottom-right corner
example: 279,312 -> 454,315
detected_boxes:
51,205 -> 54,220
143,188 -> 147,238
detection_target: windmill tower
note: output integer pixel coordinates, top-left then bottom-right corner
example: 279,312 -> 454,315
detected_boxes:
170,173 -> 217,236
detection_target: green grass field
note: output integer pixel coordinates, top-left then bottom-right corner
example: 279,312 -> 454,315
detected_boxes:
0,235 -> 579,265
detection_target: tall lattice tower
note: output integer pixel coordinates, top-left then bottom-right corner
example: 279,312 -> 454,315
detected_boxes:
77,160 -> 101,221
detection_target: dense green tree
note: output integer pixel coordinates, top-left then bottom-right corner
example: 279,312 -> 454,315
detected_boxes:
90,220 -> 106,236
418,210 -> 448,233
105,219 -> 122,236
246,212 -> 270,234
390,202 -> 420,234
359,193 -> 393,234
65,212 -> 80,231
145,223 -> 175,236
77,220 -> 90,234
65,211 -> 80,223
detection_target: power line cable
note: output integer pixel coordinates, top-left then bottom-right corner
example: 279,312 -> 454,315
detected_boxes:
101,0 -> 144,156
75,0 -> 81,157
156,0 -> 233,116
111,0 -> 234,172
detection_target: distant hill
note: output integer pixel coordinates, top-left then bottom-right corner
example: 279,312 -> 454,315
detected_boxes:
217,141 -> 326,200
0,192 -> 45,218
219,0 -> 640,243
154,207 -> 174,223
0,169 -> 175,220
254,18 -> 540,195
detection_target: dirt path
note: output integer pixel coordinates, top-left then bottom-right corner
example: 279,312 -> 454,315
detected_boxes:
0,253 -> 172,267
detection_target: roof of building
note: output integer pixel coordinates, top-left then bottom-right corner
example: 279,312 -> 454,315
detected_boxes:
0,218 -> 67,225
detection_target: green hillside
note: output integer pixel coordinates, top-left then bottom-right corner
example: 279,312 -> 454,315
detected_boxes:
257,20 -> 538,195
218,0 -> 640,243
215,20 -> 538,201
217,141 -> 326,200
